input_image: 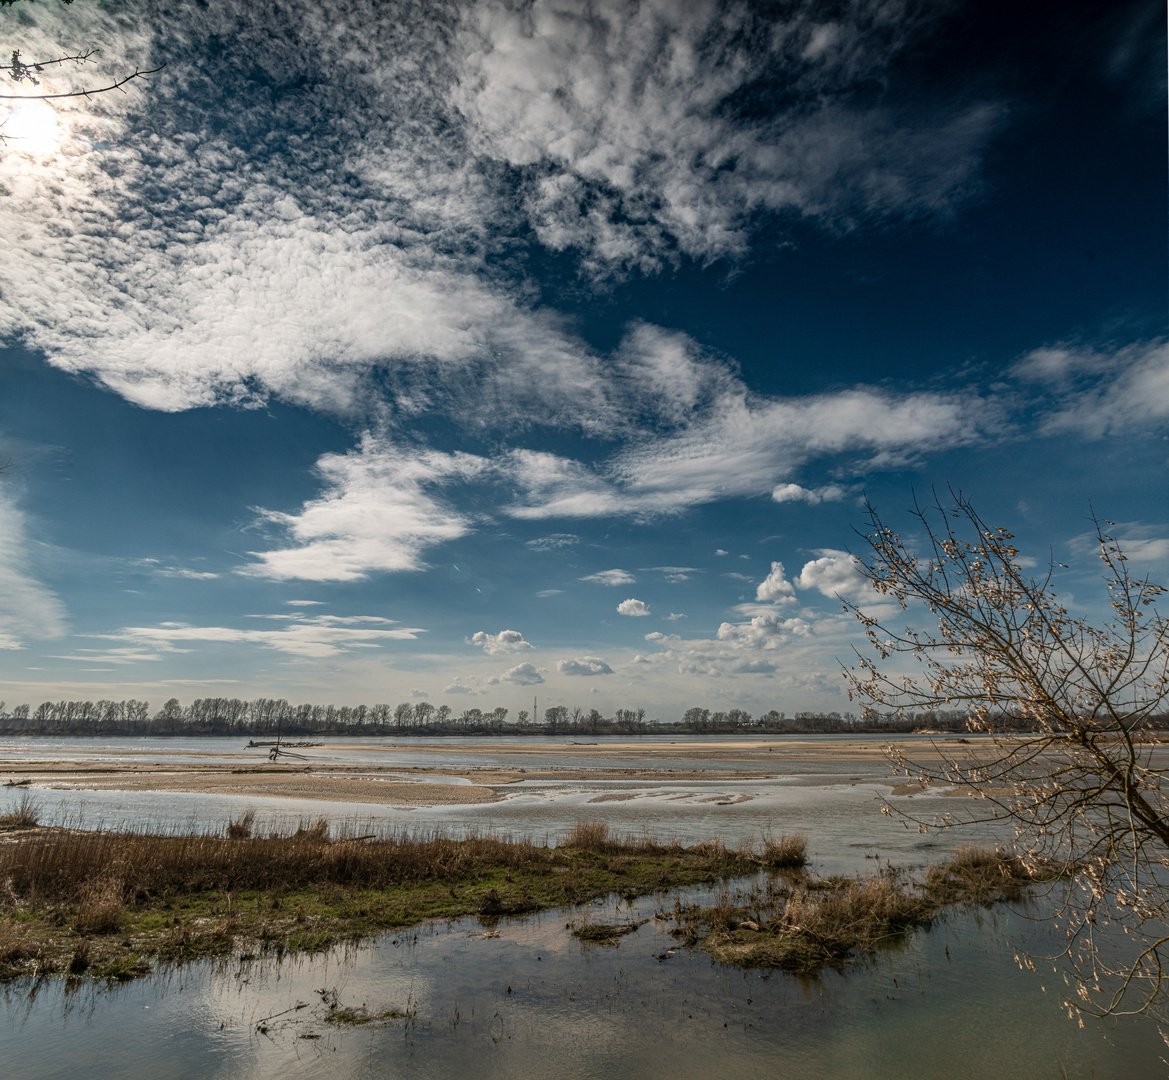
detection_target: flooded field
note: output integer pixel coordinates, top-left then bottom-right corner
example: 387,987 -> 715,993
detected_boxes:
2,735 -> 1166,1076
0,734 -> 1021,875
3,888 -> 1163,1080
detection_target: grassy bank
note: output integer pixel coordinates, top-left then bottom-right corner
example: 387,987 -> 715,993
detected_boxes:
0,813 -> 770,982
656,844 -> 1063,974
0,802 -> 1060,983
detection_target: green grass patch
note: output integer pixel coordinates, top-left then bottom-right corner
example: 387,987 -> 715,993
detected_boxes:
0,821 -> 762,982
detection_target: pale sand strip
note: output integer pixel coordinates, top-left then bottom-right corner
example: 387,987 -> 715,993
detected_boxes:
22,771 -> 501,806
0,736 -> 1016,808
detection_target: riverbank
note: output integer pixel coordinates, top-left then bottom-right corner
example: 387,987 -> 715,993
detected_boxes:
0,809 -> 1058,984
0,818 -> 775,981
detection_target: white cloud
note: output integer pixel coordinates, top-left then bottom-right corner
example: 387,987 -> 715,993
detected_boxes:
1112,538 -> 1169,564
557,656 -> 614,677
410,688 -> 429,698
771,482 -> 847,504
0,490 -> 67,649
444,679 -> 476,695
242,436 -> 488,581
642,565 -> 699,583
1068,527 -> 1169,566
1014,340 -> 1169,438
109,613 -> 424,660
469,629 -> 534,655
535,588 -> 563,597
286,600 -> 325,606
640,614 -> 819,679
665,613 -> 686,621
0,0 -> 1000,439
154,567 -> 220,580
716,613 -> 813,648
503,385 -> 999,522
794,550 -> 870,598
455,0 -> 999,273
715,549 -> 729,556
501,661 -> 544,685
526,534 -> 579,551
617,598 -> 650,616
756,561 -> 797,603
580,569 -> 635,586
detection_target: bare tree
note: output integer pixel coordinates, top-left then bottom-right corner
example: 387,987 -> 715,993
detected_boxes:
1,0 -> 161,117
844,491 -> 1169,1021
1,47 -> 161,100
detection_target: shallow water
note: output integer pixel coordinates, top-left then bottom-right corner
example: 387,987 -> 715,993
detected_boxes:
0,734 -> 1012,876
3,888 -> 1162,1079
3,735 -> 1164,1075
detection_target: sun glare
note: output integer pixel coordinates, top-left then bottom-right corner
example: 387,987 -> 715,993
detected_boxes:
1,100 -> 64,156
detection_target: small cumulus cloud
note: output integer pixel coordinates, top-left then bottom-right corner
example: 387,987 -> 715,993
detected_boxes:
536,589 -> 563,597
557,656 -> 614,677
444,679 -> 476,695
410,688 -> 428,698
771,482 -> 848,504
715,549 -> 729,556
580,568 -> 636,586
617,598 -> 651,616
756,561 -> 796,603
717,613 -> 812,646
286,600 -> 325,606
794,550 -> 870,598
502,662 -> 544,685
468,629 -> 534,655
665,612 -> 686,621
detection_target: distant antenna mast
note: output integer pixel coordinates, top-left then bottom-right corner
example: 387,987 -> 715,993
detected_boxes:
533,695 -> 538,728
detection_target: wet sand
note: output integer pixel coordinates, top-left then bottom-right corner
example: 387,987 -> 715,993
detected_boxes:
0,736 -> 995,807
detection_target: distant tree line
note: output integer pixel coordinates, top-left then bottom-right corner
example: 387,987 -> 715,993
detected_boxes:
1,698 -> 1149,738
679,707 -> 981,734
0,698 -> 651,737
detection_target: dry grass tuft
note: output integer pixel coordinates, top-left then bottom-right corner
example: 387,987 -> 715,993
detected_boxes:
0,825 -> 554,907
563,820 -> 610,850
685,842 -> 1064,974
761,833 -> 807,869
0,919 -> 37,965
226,810 -> 256,841
923,844 -> 1055,905
74,881 -> 126,936
0,791 -> 40,830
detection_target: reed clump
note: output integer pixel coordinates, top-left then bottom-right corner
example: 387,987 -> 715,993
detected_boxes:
225,810 -> 255,841
0,821 -> 759,982
673,843 -> 1062,974
760,833 -> 807,869
0,792 -> 40,830
0,824 -> 551,904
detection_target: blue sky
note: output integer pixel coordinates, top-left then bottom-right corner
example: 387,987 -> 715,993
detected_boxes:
0,0 -> 1164,718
